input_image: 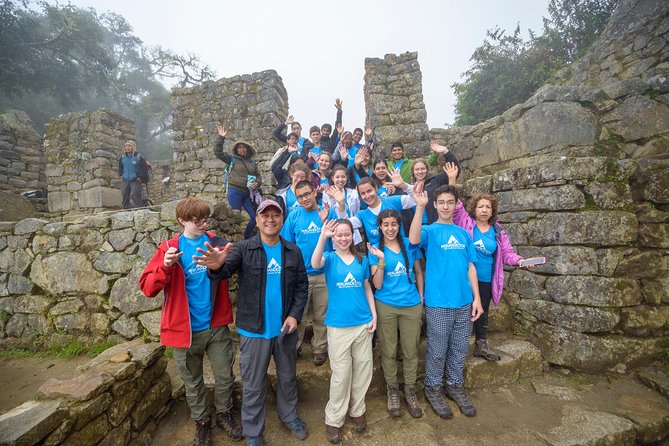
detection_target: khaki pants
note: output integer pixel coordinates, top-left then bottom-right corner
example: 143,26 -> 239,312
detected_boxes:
324,324 -> 373,427
376,300 -> 423,386
297,273 -> 328,354
173,326 -> 236,421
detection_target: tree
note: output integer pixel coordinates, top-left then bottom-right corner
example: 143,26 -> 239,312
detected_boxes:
0,0 -> 215,160
452,0 -> 618,126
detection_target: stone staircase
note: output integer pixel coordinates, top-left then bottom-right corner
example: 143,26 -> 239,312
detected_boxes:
155,334 -> 669,445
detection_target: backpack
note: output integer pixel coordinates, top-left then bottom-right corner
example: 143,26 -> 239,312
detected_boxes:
136,154 -> 151,183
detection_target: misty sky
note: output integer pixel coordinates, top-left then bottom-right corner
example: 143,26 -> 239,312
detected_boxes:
68,0 -> 550,131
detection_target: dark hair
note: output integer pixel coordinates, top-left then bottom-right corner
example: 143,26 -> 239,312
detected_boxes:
353,128 -> 363,135
330,164 -> 347,183
434,184 -> 459,203
371,159 -> 389,188
355,176 -> 377,195
376,210 -> 412,284
294,179 -> 314,192
390,142 -> 404,150
321,123 -> 332,132
335,219 -> 362,264
309,125 -> 320,134
287,132 -> 300,141
291,122 -> 301,129
467,193 -> 498,225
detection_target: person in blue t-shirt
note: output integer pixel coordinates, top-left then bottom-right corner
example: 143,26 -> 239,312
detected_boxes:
311,219 -> 377,444
367,210 -> 424,419
409,183 -> 483,420
280,180 -> 338,366
322,165 -> 360,218
334,177 -> 414,246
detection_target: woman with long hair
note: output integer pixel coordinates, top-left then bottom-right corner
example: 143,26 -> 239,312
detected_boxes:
311,219 -> 376,444
322,164 -> 361,217
371,159 -> 397,198
368,210 -> 424,418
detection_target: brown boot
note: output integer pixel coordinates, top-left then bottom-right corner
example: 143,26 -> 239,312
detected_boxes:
404,384 -> 423,418
193,417 -> 212,446
473,339 -> 501,361
325,425 -> 341,444
350,413 -> 367,433
216,410 -> 242,441
387,384 -> 401,417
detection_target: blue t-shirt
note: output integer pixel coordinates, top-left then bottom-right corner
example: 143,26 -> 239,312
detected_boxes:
238,242 -> 283,339
310,146 -> 322,158
178,234 -> 212,332
323,252 -> 372,328
355,196 -> 406,246
473,226 -> 497,283
378,185 -> 389,198
419,223 -> 477,308
285,188 -> 302,214
280,206 -> 336,275
369,238 -> 422,307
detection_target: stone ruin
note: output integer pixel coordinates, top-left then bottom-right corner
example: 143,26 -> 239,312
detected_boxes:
0,110 -> 45,194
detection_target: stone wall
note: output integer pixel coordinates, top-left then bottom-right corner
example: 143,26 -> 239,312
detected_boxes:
171,70 -> 288,200
145,160 -> 173,206
0,201 -> 245,349
0,110 -> 45,194
364,51 -> 431,158
45,110 -> 135,215
0,340 -> 171,446
427,0 -> 669,373
559,0 -> 669,88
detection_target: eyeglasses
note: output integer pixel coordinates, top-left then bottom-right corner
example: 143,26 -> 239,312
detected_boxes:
189,217 -> 212,226
296,191 -> 314,201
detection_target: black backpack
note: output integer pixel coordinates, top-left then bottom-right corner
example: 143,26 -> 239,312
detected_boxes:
136,154 -> 151,183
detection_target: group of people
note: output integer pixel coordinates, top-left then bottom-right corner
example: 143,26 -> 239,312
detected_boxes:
139,100 -> 531,446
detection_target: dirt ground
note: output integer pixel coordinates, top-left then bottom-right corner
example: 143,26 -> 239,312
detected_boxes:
0,356 -> 90,414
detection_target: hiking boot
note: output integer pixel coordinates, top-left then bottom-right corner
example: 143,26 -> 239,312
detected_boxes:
246,435 -> 264,446
193,417 -> 212,446
216,409 -> 243,441
284,417 -> 309,440
350,413 -> 367,432
424,385 -> 453,419
404,384 -> 423,418
325,425 -> 341,444
473,339 -> 501,361
312,351 -> 327,366
443,384 -> 477,417
387,384 -> 401,417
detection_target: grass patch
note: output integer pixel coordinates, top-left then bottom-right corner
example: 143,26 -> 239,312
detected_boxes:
164,347 -> 173,358
0,340 -> 118,359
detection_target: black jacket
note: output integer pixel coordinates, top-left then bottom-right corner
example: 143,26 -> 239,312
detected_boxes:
208,235 -> 308,334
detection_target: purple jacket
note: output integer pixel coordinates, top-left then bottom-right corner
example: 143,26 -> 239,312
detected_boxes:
453,200 -> 522,305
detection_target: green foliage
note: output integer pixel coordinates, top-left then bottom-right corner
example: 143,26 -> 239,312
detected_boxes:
0,339 -> 118,359
164,347 -> 173,358
452,0 -> 618,126
0,0 -> 215,160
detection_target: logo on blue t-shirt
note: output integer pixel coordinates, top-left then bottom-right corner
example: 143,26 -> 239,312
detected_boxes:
387,261 -> 408,277
302,221 -> 321,235
441,235 -> 465,250
185,264 -> 207,275
337,272 -> 362,288
267,258 -> 282,274
474,239 -> 493,255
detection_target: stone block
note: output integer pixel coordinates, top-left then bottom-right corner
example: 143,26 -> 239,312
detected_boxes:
545,275 -> 641,307
464,339 -> 543,389
53,313 -> 89,333
602,95 -> 669,141
130,374 -> 171,429
37,370 -> 115,402
619,305 -> 669,337
13,295 -> 52,314
523,211 -> 638,246
78,186 -> 122,209
0,400 -> 68,446
133,210 -> 161,231
111,314 -> 142,339
137,310 -> 161,337
496,185 -> 585,212
30,252 -> 109,295
516,246 -> 598,275
47,191 -> 71,213
93,252 -> 133,274
7,274 -> 33,295
97,417 -> 130,446
537,405 -> 636,446
518,299 -> 620,333
71,392 -> 112,430
107,386 -> 140,427
110,211 -> 135,230
638,223 -> 669,248
61,414 -> 110,446
49,299 -> 84,316
13,218 -> 48,235
110,266 -> 162,316
614,250 -> 663,279
107,228 -> 135,251
531,381 -> 580,401
507,269 -> 548,299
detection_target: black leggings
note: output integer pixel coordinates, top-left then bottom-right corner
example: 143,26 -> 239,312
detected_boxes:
474,281 -> 492,340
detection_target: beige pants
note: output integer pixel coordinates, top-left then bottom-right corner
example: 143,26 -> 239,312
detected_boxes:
324,324 -> 373,427
297,273 -> 328,354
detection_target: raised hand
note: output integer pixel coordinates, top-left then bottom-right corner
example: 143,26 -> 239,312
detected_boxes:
285,115 -> 294,125
324,185 -> 345,204
318,202 -> 331,222
385,183 -> 396,195
430,141 -> 449,154
354,147 -> 368,166
217,125 -> 227,137
336,123 -> 344,134
413,181 -> 429,207
193,242 -> 233,270
443,162 -> 459,184
288,144 -> 299,154
390,171 -> 404,187
337,143 -> 348,160
367,243 -> 385,261
321,219 -> 338,238
163,246 -> 183,268
335,98 -> 342,110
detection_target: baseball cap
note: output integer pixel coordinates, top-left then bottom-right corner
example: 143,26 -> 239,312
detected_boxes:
256,199 -> 283,215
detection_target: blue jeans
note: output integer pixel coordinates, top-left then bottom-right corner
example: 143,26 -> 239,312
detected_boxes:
227,187 -> 256,239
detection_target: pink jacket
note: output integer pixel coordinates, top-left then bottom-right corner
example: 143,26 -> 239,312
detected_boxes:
453,200 -> 522,305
